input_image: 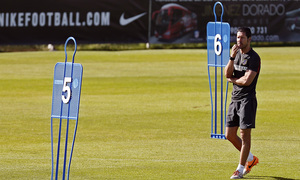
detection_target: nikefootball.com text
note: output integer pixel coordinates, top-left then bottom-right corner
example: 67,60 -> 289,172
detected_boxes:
0,11 -> 110,27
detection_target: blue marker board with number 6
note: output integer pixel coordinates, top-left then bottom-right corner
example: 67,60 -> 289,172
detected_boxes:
207,21 -> 230,67
51,37 -> 83,180
207,3 -> 230,67
207,2 -> 230,140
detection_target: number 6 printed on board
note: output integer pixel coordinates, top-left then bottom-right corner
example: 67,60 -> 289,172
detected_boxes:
214,34 -> 222,56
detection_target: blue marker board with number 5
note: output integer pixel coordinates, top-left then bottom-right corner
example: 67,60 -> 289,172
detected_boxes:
52,62 -> 82,119
51,37 -> 82,180
207,2 -> 230,140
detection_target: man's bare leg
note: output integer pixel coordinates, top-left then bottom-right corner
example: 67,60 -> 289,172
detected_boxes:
226,127 -> 251,166
226,126 -> 242,151
239,128 -> 251,166
227,127 -> 253,179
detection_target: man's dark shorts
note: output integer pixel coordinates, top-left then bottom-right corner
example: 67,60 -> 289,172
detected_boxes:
226,98 -> 257,129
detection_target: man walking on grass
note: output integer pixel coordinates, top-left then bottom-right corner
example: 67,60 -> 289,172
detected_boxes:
224,27 -> 261,179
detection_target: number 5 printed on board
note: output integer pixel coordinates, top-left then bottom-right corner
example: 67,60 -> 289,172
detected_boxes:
62,77 -> 72,104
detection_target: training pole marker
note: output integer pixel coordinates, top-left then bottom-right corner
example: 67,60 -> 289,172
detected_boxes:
51,37 -> 83,180
207,2 -> 230,140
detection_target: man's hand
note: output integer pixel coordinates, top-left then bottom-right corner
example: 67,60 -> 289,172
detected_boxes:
231,44 -> 240,58
225,44 -> 240,78
227,78 -> 236,84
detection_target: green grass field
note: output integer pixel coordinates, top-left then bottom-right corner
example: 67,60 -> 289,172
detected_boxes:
0,48 -> 299,179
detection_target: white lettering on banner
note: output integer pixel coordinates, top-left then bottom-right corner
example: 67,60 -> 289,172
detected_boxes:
10,13 -> 16,27
18,12 -> 24,27
76,12 -> 81,26
230,26 -> 279,42
40,13 -> 46,27
54,12 -> 60,26
101,12 -> 110,26
243,4 -> 285,16
94,12 -> 100,26
47,12 -> 53,26
86,12 -> 93,26
0,11 -> 110,27
31,13 -> 36,26
231,26 -> 268,35
62,13 -> 68,26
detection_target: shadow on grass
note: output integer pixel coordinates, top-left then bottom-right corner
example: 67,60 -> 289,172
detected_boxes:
245,176 -> 299,180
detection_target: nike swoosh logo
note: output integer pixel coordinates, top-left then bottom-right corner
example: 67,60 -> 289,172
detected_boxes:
248,158 -> 257,168
119,12 -> 146,26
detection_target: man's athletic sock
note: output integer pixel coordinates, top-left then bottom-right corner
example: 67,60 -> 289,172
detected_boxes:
236,164 -> 245,173
247,152 -> 254,162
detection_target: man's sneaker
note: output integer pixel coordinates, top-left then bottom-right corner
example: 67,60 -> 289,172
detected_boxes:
243,156 -> 259,176
230,170 -> 243,179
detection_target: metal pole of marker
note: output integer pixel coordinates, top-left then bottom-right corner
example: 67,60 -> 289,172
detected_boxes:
66,37 -> 79,180
214,2 -> 224,138
51,37 -> 80,180
207,2 -> 230,139
63,37 -> 76,180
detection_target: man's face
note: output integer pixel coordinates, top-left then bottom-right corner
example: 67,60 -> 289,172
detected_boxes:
236,31 -> 249,49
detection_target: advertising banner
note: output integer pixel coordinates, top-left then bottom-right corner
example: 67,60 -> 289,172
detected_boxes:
0,0 -> 148,44
150,0 -> 300,44
1,0 -> 300,44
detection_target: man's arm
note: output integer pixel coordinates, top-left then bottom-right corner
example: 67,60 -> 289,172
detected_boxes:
225,60 -> 234,78
227,70 -> 257,86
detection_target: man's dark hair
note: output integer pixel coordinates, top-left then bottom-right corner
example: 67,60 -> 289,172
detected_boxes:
237,27 -> 252,38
